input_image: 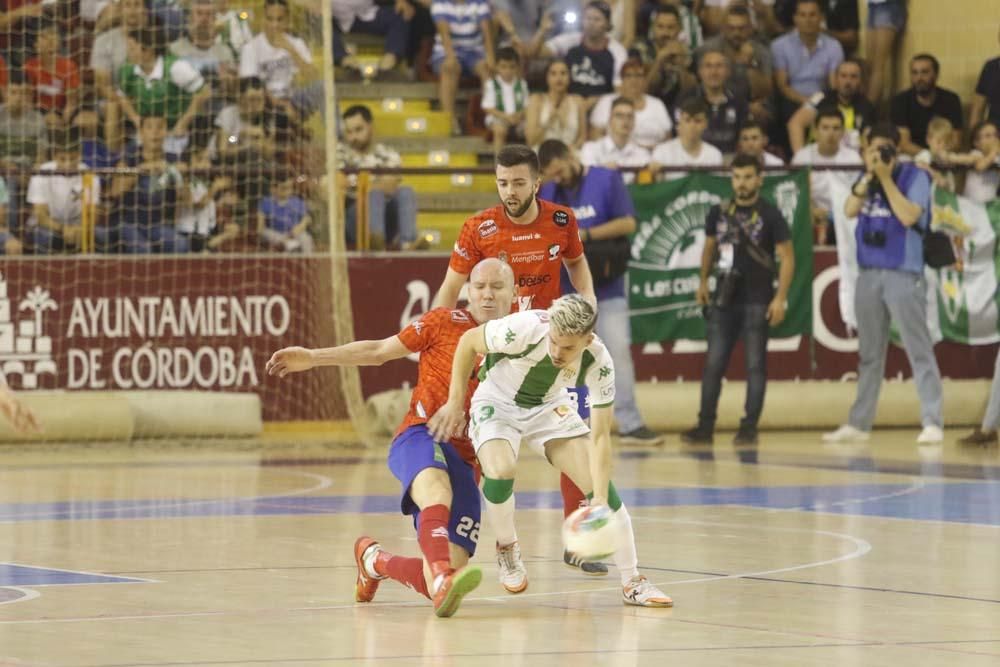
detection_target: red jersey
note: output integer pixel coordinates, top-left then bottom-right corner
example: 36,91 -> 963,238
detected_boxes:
395,307 -> 479,465
449,199 -> 584,311
25,57 -> 80,112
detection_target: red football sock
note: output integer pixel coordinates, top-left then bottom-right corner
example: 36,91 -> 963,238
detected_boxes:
417,504 -> 452,578
560,474 -> 587,519
382,555 -> 430,599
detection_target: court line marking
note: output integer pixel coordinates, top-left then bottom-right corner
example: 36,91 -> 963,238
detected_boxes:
0,586 -> 40,606
0,562 -> 159,585
769,475 -> 928,512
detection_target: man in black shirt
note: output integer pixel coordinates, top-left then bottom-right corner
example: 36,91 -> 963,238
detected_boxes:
787,58 -> 874,153
676,48 -> 748,154
890,53 -> 964,156
681,153 -> 795,446
970,28 -> 1000,130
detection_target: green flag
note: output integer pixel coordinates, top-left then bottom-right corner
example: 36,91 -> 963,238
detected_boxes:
627,171 -> 814,343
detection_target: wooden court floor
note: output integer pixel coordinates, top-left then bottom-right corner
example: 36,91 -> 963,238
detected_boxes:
0,431 -> 998,667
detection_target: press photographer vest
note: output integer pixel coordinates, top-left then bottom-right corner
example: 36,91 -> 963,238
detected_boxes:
855,163 -> 927,275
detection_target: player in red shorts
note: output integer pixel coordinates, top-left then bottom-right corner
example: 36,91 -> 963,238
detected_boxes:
266,258 -> 515,617
432,144 -> 606,587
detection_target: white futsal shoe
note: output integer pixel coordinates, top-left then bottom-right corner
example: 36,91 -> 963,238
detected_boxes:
622,575 -> 673,607
916,425 -> 944,444
496,540 -> 528,593
822,424 -> 871,443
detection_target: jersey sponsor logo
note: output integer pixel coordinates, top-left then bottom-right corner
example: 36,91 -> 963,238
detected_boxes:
572,205 -> 597,221
450,310 -> 470,322
554,404 -> 572,418
479,219 -> 498,238
411,319 -> 425,334
535,312 -> 550,322
453,243 -> 471,260
510,251 -> 545,264
553,210 -> 569,226
512,232 -> 542,242
504,328 -> 516,344
548,244 -> 560,260
516,295 -> 534,311
498,250 -> 509,263
518,274 -> 551,288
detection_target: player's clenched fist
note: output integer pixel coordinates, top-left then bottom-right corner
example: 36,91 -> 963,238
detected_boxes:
266,347 -> 317,378
428,400 -> 467,442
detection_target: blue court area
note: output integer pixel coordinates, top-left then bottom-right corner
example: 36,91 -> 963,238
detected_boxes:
0,564 -> 150,587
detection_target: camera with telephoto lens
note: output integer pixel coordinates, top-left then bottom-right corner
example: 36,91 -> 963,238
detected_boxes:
862,229 -> 887,247
711,269 -> 742,309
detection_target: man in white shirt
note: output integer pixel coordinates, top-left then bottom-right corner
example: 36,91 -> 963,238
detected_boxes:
791,107 -> 862,245
579,97 -> 651,184
90,0 -> 151,102
736,120 -> 784,167
239,0 -> 318,113
650,97 -> 723,180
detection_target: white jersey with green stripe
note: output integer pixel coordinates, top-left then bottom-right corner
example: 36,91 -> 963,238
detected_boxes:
476,310 -> 616,410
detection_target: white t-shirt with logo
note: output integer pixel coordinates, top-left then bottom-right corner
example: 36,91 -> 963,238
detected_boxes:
239,32 -> 312,99
544,32 -> 628,88
589,94 -> 673,149
792,143 -> 863,213
27,162 -> 101,226
650,138 -> 724,180
477,310 -> 616,410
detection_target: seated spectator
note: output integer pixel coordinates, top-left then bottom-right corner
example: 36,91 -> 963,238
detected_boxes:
27,128 -> 105,254
787,58 -> 871,153
525,59 -> 587,149
0,174 -> 22,255
676,48 -> 747,155
970,25 -> 1000,131
532,1 -> 627,112
108,114 -> 190,254
771,0 -> 843,122
178,144 -> 239,252
890,53 -> 964,157
257,175 -> 313,253
791,108 -> 861,245
333,0 -> 414,78
632,5 -> 697,114
913,118 -> 985,194
650,96 -> 723,179
590,58 -> 671,149
736,120 -> 784,167
695,5 -> 773,124
0,71 -> 47,232
580,96 -> 651,183
481,47 -> 528,155
70,107 -> 121,169
964,121 -> 1000,204
493,0 -> 568,61
170,0 -> 239,107
239,0 -> 318,116
117,26 -> 210,156
90,0 -> 152,103
638,0 -> 702,52
0,1 -> 43,67
337,105 -> 419,251
24,19 -> 79,125
702,0 -> 783,39
430,0 -> 493,127
865,0 -> 906,103
776,0 -> 860,55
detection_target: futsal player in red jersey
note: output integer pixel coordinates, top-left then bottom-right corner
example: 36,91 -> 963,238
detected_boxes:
432,144 -> 607,585
266,258 -> 515,617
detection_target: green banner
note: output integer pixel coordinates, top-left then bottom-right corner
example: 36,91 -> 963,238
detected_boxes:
627,171 -> 814,343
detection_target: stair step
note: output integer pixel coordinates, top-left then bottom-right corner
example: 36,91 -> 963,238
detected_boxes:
416,192 -> 496,212
384,136 -> 487,155
403,173 -> 495,192
341,98 -> 431,113
400,152 -> 478,167
416,211 -> 468,249
337,82 -> 472,102
369,110 -> 453,137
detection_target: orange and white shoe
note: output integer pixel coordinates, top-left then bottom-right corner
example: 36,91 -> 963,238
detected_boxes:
622,575 -> 673,607
431,565 -> 483,618
353,536 -> 386,603
496,541 -> 528,594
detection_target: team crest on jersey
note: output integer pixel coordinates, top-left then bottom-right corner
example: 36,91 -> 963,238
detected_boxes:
554,405 -> 572,418
498,250 -> 509,263
478,219 -> 498,238
548,244 -> 560,260
453,243 -> 471,260
450,310 -> 470,323
553,210 -> 569,227
411,318 -> 425,334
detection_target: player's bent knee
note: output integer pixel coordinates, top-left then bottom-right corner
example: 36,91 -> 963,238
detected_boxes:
477,439 -> 517,479
410,467 -> 453,509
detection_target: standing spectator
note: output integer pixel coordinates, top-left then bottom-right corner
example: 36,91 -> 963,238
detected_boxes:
791,108 -> 862,245
695,4 -> 774,123
492,0 -> 543,58
430,0 -> 493,130
638,0 -> 702,52
676,48 -> 747,155
524,59 -> 587,149
787,58 -> 872,153
681,152 -> 794,445
337,104 -> 419,251
239,0 -> 318,114
27,128 -> 104,254
538,138 -> 664,445
481,47 -> 528,155
90,0 -> 151,103
108,114 -> 190,254
823,123 -> 944,444
771,0 -> 843,122
865,0 -> 906,104
958,350 -> 1000,446
333,0 -> 414,78
650,97 -> 723,179
970,25 -> 1000,131
0,173 -> 20,254
963,121 -> 1000,205
533,1 -> 627,112
580,96 -> 652,183
24,19 -> 79,123
589,58 -> 672,149
632,6 -> 697,114
257,175 -> 313,253
736,120 -> 784,167
890,54 -> 964,157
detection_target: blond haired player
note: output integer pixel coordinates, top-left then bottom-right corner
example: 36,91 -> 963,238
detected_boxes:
429,295 -> 673,607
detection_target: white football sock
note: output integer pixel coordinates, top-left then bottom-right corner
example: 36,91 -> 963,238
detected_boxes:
482,489 -> 518,547
613,504 -> 640,586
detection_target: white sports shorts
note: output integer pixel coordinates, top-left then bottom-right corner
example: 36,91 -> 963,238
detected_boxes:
469,392 -> 590,459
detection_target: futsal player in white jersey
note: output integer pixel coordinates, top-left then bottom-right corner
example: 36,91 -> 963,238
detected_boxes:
429,294 -> 673,607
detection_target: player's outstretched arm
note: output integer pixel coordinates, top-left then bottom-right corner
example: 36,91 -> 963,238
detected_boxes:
588,405 -> 614,508
0,384 -> 41,434
266,337 -> 411,378
427,325 -> 487,441
563,254 -> 597,308
431,268 -> 469,309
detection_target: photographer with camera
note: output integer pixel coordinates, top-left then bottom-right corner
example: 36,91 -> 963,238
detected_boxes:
823,123 -> 945,445
682,153 -> 794,446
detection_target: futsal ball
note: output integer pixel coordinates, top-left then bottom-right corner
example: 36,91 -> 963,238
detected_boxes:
562,505 -> 618,560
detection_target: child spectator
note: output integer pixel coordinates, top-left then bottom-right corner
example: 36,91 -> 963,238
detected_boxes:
481,47 -> 528,154
257,176 -> 313,253
430,0 -> 494,130
24,19 -> 80,124
177,145 -> 240,252
964,121 -> 1000,204
914,117 -> 977,193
